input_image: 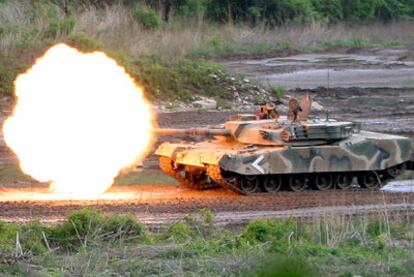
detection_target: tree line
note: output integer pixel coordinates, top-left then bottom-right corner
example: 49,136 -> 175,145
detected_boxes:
25,0 -> 414,26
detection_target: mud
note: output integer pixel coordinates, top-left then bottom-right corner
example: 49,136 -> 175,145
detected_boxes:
0,185 -> 413,227
223,50 -> 414,89
221,47 -> 414,137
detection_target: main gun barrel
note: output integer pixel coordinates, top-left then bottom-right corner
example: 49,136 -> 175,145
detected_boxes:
152,128 -> 231,137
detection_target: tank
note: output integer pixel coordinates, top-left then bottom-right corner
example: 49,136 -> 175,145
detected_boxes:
154,96 -> 414,195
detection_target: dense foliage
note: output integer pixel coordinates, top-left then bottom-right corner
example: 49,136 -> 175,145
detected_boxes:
38,0 -> 414,25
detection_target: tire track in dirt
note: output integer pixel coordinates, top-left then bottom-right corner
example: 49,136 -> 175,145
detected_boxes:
0,185 -> 413,226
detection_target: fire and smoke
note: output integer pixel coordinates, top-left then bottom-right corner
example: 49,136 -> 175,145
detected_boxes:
2,44 -> 154,198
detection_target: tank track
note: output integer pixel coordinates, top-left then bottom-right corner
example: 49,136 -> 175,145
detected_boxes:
159,157 -> 219,190
161,157 -> 407,195
206,164 -> 406,195
205,164 -> 248,194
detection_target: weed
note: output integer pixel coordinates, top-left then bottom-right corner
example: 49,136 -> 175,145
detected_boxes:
102,214 -> 147,242
0,211 -> 413,276
66,32 -> 101,52
135,56 -> 230,101
238,219 -> 296,245
44,16 -> 75,39
269,85 -> 285,99
245,254 -> 319,277
319,38 -> 370,49
164,221 -> 195,243
216,98 -> 232,110
187,37 -> 299,58
200,208 -> 214,224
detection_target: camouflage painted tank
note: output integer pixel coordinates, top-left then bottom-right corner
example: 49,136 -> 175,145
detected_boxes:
154,96 -> 414,195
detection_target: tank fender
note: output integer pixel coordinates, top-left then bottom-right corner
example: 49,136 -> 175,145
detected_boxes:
155,142 -> 187,159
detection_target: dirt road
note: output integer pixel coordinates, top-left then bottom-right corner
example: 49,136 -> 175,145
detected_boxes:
0,185 -> 413,227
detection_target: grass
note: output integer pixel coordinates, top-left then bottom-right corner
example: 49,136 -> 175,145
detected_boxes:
0,164 -> 36,184
0,209 -> 414,276
113,168 -> 176,185
0,163 -> 176,186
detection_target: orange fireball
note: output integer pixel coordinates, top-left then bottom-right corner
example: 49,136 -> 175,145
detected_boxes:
2,44 -> 154,198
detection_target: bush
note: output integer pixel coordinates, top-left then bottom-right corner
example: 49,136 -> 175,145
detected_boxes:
164,221 -> 195,242
311,0 -> 343,22
102,214 -> 147,241
178,0 -> 206,19
131,4 -> 161,30
46,209 -> 147,249
238,219 -> 297,245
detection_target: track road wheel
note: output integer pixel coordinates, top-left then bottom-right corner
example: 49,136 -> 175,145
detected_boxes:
238,176 -> 259,194
387,164 -> 406,178
159,156 -> 186,182
336,174 -> 353,190
289,175 -> 307,192
358,172 -> 381,190
263,176 -> 282,193
313,174 -> 334,191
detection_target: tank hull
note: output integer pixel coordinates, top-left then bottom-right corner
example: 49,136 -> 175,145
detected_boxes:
155,131 -> 414,194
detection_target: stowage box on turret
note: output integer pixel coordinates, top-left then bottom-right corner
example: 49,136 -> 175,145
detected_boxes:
154,96 -> 414,195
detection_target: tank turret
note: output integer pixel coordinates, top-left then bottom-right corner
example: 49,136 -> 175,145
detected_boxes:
154,95 -> 414,194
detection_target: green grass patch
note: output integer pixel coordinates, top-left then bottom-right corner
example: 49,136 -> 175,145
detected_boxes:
187,36 -> 302,58
1,210 -> 414,276
0,164 -> 36,184
114,169 -> 177,185
0,164 -> 176,187
187,35 -> 413,59
133,56 -> 235,101
319,38 -> 414,50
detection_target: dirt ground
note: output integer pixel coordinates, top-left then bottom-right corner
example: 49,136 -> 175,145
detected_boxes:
1,46 -> 414,226
0,185 -> 413,228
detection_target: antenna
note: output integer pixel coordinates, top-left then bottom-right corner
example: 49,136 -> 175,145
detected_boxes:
327,68 -> 330,97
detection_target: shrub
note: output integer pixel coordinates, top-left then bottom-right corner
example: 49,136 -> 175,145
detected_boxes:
131,4 -> 161,30
262,0 -> 318,26
46,209 -> 148,250
164,221 -> 195,242
20,221 -> 48,255
270,85 -> 285,99
103,214 -> 147,241
178,0 -> 206,19
238,219 -> 297,245
311,0 -> 343,22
